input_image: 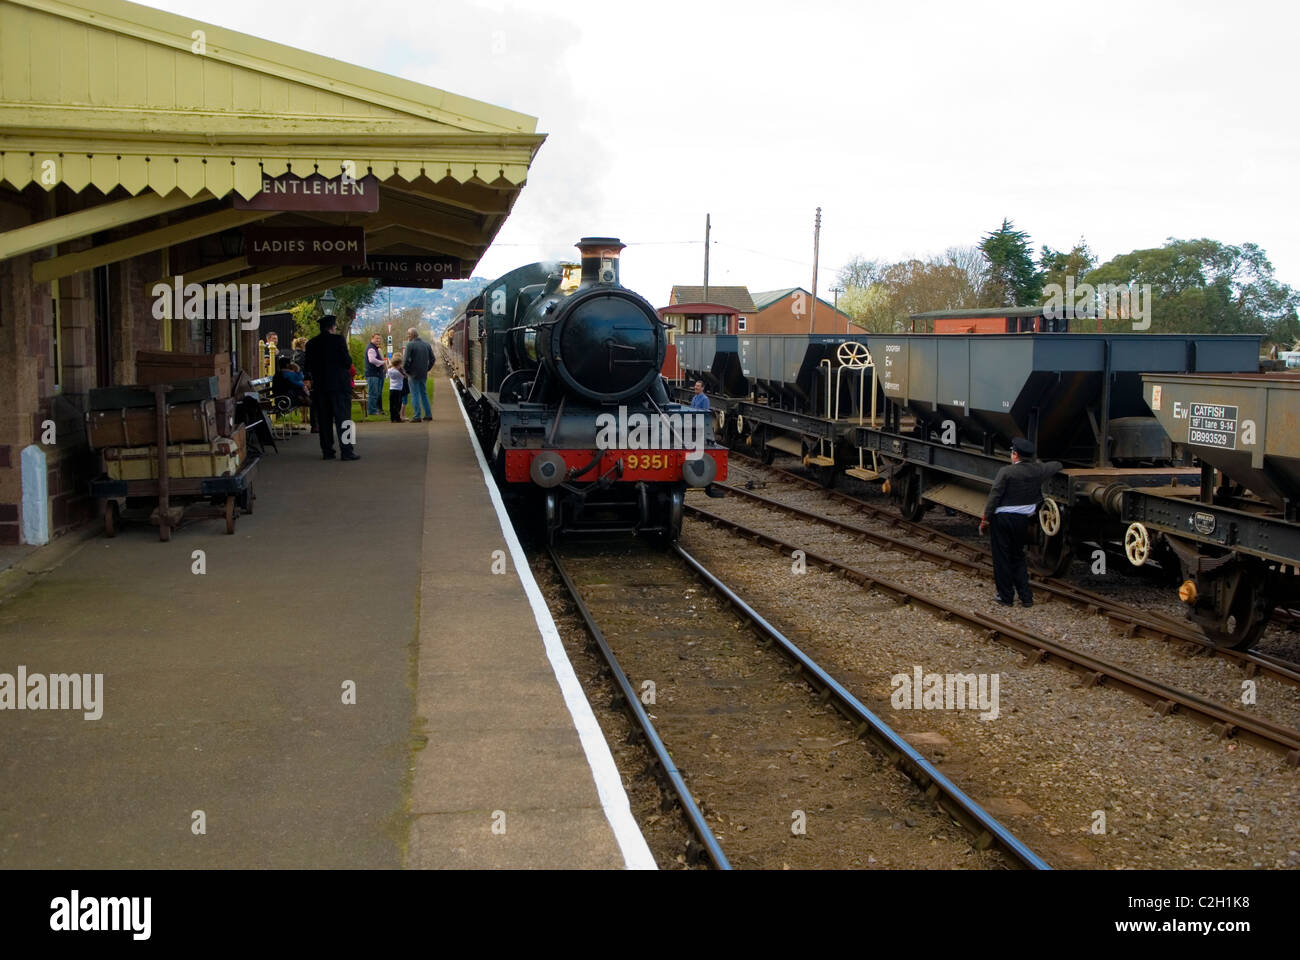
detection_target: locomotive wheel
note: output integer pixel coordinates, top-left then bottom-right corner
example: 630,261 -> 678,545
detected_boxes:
544,491 -> 561,546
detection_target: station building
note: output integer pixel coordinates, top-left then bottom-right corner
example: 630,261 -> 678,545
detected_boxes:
0,0 -> 543,545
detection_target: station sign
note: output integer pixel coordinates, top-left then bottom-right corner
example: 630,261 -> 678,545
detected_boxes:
245,226 -> 366,266
342,254 -> 460,288
233,174 -> 380,212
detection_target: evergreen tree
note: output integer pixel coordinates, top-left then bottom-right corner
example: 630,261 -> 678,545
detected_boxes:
980,219 -> 1042,306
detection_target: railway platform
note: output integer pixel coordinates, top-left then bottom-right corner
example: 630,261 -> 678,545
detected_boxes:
0,382 -> 651,870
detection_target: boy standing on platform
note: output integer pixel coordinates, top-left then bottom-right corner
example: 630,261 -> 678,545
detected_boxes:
387,358 -> 406,424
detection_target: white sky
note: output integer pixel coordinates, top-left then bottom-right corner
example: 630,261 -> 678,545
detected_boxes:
154,0 -> 1300,306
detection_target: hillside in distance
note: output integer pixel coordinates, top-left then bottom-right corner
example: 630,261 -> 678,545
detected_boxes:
355,277 -> 490,334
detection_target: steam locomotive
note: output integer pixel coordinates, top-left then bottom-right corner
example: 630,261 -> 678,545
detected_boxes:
443,238 -> 727,543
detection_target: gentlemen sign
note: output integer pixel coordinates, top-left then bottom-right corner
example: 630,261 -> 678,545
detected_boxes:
342,254 -> 461,288
245,227 -> 366,266
233,174 -> 381,212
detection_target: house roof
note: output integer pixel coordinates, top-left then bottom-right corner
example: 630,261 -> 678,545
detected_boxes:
910,307 -> 1048,319
670,285 -> 756,313
0,0 -> 546,305
659,301 -> 740,316
752,287 -> 851,316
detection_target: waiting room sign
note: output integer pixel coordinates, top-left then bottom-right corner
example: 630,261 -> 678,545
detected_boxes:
342,254 -> 461,287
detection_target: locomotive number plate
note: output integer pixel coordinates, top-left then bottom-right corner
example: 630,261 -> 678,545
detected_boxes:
626,453 -> 672,470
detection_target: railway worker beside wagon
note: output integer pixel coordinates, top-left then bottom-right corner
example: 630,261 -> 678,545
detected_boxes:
690,380 -> 710,411
979,438 -> 1062,607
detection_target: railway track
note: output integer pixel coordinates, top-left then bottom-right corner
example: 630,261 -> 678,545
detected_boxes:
685,497 -> 1300,764
546,542 -> 1049,870
721,454 -> 1300,688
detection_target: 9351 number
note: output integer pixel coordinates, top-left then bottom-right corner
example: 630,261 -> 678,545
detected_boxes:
626,453 -> 671,470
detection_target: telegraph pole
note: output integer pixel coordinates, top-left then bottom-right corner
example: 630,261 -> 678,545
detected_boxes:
809,207 -> 822,333
703,213 -> 711,302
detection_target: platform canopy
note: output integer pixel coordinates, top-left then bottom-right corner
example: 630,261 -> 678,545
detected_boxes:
0,0 -> 545,304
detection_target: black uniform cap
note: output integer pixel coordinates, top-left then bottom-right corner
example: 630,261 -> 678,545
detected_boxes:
1011,437 -> 1036,457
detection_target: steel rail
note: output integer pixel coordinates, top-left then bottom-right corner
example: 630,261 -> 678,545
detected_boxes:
720,456 -> 1300,686
548,547 -> 732,870
685,503 -> 1300,765
672,544 -> 1051,870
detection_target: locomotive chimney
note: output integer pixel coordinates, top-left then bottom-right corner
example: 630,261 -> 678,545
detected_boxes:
576,237 -> 625,285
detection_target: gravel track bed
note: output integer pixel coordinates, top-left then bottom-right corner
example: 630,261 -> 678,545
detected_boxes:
679,504 -> 1300,869
716,471 -> 1300,733
530,549 -> 701,869
538,542 -> 1008,870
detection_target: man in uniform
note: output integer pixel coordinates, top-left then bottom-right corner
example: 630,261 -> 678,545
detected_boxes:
979,438 -> 1062,607
304,316 -> 360,461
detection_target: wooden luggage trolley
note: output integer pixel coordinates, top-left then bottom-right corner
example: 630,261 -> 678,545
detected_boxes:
88,380 -> 259,541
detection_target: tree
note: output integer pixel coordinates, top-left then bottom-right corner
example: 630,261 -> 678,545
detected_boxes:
836,255 -> 888,292
287,280 -> 381,340
980,219 -> 1042,306
1086,238 -> 1299,341
1039,239 -> 1095,293
840,283 -> 897,332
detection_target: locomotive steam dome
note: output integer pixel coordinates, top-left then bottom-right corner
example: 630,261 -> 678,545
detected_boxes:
534,238 -> 667,403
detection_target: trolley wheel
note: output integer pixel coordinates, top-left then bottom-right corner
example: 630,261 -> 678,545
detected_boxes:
104,500 -> 119,538
159,522 -> 171,543
225,495 -> 237,534
239,482 -> 256,515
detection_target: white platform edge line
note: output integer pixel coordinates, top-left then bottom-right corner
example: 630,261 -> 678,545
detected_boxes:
447,379 -> 658,871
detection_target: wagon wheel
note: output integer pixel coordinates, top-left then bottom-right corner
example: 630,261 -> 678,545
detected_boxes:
104,500 -> 120,538
836,340 -> 872,369
1124,522 -> 1151,566
225,495 -> 237,534
1200,576 -> 1273,651
1027,529 -> 1073,577
899,469 -> 925,521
